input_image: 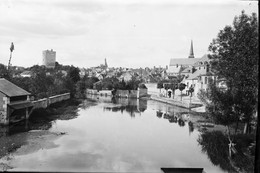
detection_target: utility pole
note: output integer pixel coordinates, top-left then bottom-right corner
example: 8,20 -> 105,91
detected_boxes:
8,42 -> 14,70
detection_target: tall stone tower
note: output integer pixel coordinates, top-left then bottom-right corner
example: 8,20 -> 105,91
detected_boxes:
188,40 -> 195,58
42,49 -> 56,68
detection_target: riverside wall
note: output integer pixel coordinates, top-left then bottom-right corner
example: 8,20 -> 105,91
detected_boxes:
32,93 -> 70,109
86,89 -> 148,98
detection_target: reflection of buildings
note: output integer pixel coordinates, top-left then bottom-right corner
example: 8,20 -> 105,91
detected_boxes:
103,98 -> 147,118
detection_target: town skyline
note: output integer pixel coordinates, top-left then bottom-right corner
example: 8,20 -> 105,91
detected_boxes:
0,0 -> 258,68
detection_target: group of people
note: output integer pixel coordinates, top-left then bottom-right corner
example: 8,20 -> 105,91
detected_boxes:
161,85 -> 195,98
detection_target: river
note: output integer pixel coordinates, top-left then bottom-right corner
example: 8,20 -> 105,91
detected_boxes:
0,95 -> 228,172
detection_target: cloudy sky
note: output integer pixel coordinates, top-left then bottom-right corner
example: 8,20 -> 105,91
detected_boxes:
0,0 -> 258,68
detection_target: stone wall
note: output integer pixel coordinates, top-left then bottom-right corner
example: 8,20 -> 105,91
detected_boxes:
87,89 -> 148,98
32,98 -> 48,109
86,89 -> 99,95
138,88 -> 148,98
99,90 -> 112,96
32,93 -> 70,109
49,93 -> 71,105
0,96 -> 10,125
0,92 -> 5,111
116,90 -> 132,98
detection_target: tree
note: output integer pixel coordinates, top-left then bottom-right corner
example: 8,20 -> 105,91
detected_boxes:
65,66 -> 80,97
157,79 -> 169,93
0,63 -> 11,80
178,83 -> 186,101
206,11 -> 258,134
67,66 -> 80,84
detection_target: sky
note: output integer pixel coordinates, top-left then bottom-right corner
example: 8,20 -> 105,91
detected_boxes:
0,0 -> 258,69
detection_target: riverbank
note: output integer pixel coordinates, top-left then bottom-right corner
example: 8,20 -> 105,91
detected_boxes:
150,94 -> 204,109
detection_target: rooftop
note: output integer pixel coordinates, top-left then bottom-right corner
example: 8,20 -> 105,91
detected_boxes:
0,78 -> 31,97
170,54 -> 210,66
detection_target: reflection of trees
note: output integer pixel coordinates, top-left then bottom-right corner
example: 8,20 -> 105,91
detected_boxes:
198,131 -> 255,173
159,111 -> 186,127
198,131 -> 235,172
104,105 -> 139,118
188,121 -> 194,134
156,111 -> 163,118
178,118 -> 185,127
104,98 -> 147,118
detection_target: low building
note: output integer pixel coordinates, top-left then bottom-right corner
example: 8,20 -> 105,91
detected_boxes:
20,70 -> 33,78
0,78 -> 33,125
119,72 -> 133,82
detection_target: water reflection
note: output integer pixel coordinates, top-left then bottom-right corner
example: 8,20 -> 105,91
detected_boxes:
0,97 -> 235,173
99,96 -> 148,118
0,120 -> 29,137
188,121 -> 194,134
198,131 -> 235,172
198,131 -> 255,173
154,110 -> 197,136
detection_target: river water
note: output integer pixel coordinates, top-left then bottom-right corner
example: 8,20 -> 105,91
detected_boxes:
0,95 -> 228,172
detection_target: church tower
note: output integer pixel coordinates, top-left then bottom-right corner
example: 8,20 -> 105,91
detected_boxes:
188,40 -> 195,58
105,58 -> 108,68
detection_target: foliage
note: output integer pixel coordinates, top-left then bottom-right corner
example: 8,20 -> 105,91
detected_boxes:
125,76 -> 142,90
0,63 -> 11,80
101,77 -> 120,90
178,83 -> 186,100
178,83 -> 186,91
157,79 -> 169,89
5,63 -> 80,99
138,83 -> 147,89
198,81 -> 239,126
200,11 -> 258,133
85,76 -> 99,89
65,66 -> 81,97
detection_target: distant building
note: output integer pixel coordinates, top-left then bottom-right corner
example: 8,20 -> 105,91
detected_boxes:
42,49 -> 56,68
20,70 -> 33,78
119,72 -> 133,82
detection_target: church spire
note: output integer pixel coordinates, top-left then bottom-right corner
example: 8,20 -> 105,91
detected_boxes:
105,58 -> 108,68
188,40 -> 195,58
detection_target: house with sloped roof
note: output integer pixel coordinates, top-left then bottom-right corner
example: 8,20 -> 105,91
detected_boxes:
119,71 -> 133,82
20,70 -> 33,78
0,78 -> 33,125
181,62 -> 215,97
